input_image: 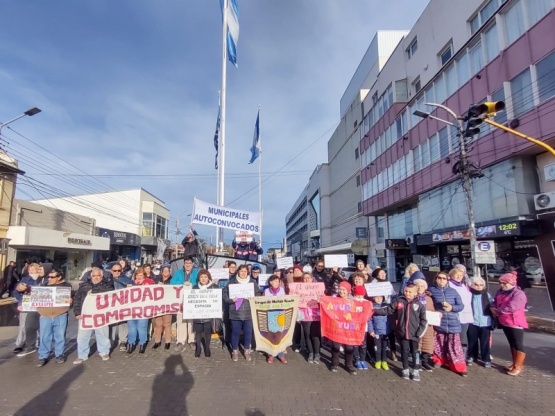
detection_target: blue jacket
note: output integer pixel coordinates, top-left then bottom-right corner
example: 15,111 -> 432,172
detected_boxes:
171,268 -> 198,286
428,285 -> 464,334
14,275 -> 46,306
367,302 -> 391,336
112,275 -> 133,290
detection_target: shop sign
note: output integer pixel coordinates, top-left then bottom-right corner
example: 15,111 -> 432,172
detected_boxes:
355,227 -> 368,238
375,249 -> 385,258
68,237 -> 92,246
99,228 -> 140,246
514,239 -> 536,249
475,240 -> 496,264
386,239 -> 408,249
432,221 -> 522,242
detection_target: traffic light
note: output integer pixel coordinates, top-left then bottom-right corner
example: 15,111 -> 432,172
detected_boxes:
464,101 -> 505,137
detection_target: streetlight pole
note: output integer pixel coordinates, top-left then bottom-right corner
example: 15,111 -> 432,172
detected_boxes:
0,107 -> 41,137
414,103 -> 480,278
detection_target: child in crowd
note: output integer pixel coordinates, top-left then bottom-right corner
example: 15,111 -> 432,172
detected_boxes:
264,274 -> 287,364
373,284 -> 427,381
367,295 -> 392,370
330,281 -> 359,375
352,285 -> 369,370
192,269 -> 218,358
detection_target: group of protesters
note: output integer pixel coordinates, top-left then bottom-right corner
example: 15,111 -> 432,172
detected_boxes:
10,256 -> 529,380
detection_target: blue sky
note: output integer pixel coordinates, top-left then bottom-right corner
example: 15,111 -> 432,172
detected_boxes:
0,0 -> 428,250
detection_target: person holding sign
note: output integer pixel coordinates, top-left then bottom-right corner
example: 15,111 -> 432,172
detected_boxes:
126,268 -> 154,354
152,266 -> 173,350
192,270 -> 218,358
297,273 -> 323,364
263,275 -> 287,364
36,270 -> 73,367
173,257 -> 199,351
223,264 -> 260,362
413,279 -> 436,372
428,272 -> 467,376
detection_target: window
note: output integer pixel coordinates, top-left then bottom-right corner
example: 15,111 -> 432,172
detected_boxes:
484,23 -> 500,63
470,15 -> 480,35
439,127 -> 450,158
355,147 -> 359,159
425,85 -> 435,104
526,0 -> 552,27
413,77 -> 422,93
396,117 -> 403,139
142,212 -> 153,237
407,37 -> 418,59
491,87 -> 507,124
445,64 -> 457,98
429,134 -> 440,163
537,51 -> 555,103
421,140 -> 430,167
456,53 -> 470,87
387,85 -> 394,108
510,68 -> 533,117
356,175 -> 361,187
413,146 -> 421,172
358,202 -> 362,213
469,41 -> 484,75
504,0 -> 525,46
440,44 -> 453,65
435,74 -> 447,104
470,0 -> 500,35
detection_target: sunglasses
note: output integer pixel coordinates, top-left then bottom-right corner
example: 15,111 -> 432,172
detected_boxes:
48,275 -> 59,279
436,276 -> 448,280
112,269 -> 122,272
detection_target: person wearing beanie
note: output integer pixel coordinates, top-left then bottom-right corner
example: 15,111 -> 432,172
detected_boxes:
492,273 -> 528,376
413,278 -> 435,372
330,280 -> 359,375
292,265 -> 304,283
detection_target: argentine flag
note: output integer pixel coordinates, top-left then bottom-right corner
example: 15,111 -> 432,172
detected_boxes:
221,0 -> 239,67
249,111 -> 260,164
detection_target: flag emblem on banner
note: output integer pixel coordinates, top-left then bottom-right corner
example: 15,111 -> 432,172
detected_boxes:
257,308 -> 294,344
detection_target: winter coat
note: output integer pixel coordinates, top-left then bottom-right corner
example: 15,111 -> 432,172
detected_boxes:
492,287 -> 528,329
181,229 -> 199,258
14,275 -> 47,306
113,274 -> 133,290
171,268 -> 198,286
312,269 -> 329,285
448,281 -> 473,324
73,280 -> 114,316
470,289 -> 493,328
222,277 -> 260,321
373,296 -> 427,341
232,240 -> 252,260
428,286 -> 464,334
417,294 -> 435,354
367,302 -> 391,336
154,275 -> 173,285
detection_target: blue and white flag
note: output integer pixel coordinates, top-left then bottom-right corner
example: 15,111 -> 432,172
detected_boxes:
248,110 -> 260,164
220,0 -> 239,67
214,105 -> 221,170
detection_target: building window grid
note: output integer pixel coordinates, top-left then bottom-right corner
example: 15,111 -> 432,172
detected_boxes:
407,37 -> 418,59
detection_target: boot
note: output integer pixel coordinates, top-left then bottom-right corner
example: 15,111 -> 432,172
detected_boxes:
345,351 -> 357,375
139,344 -> 147,354
505,348 -> 516,371
164,343 -> 171,350
507,351 -> 525,376
152,342 -> 161,349
127,342 -> 136,354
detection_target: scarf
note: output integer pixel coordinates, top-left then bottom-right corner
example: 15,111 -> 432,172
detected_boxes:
449,279 -> 464,287
198,282 -> 211,289
269,286 -> 281,295
417,294 -> 427,305
470,288 -> 491,316
236,275 -> 250,284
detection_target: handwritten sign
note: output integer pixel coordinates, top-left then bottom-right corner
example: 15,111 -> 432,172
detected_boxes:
183,288 -> 222,319
324,254 -> 348,268
258,274 -> 272,287
364,282 -> 394,297
426,311 -> 442,326
209,268 -> 230,280
276,256 -> 293,270
228,282 -> 255,299
287,282 -> 325,308
320,296 -> 373,345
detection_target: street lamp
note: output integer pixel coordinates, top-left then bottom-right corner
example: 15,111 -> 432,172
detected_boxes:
174,211 -> 191,258
414,102 -> 480,278
0,107 -> 42,136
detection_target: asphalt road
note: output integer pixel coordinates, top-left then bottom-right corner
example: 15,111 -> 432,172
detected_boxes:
0,317 -> 554,416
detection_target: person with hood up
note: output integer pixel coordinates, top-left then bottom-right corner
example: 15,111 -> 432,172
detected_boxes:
398,263 -> 425,297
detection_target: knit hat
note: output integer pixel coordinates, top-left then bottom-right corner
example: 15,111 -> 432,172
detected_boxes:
339,281 -> 352,293
499,273 -> 517,286
293,265 -> 303,273
302,264 -> 313,274
353,285 -> 366,296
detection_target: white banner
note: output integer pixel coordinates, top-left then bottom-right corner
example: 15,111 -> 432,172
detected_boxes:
324,254 -> 348,268
209,268 -> 230,280
276,256 -> 293,270
364,282 -> 395,298
191,198 -> 261,234
182,288 -> 222,319
228,282 -> 255,299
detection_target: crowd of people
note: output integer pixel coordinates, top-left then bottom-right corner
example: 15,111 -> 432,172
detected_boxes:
9,257 -> 529,380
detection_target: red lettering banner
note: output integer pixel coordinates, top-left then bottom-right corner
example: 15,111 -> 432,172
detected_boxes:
319,296 -> 373,345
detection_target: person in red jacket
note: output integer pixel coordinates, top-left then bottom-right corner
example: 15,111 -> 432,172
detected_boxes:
126,267 -> 154,354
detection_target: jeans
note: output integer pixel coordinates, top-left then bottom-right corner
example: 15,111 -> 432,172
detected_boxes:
38,314 -> 68,359
374,334 -> 390,362
77,325 -> 110,359
15,312 -> 27,348
194,321 -> 212,357
128,319 -> 149,345
110,321 -> 128,344
230,319 -> 253,350
353,334 -> 367,363
401,339 -> 420,371
467,324 -> 492,362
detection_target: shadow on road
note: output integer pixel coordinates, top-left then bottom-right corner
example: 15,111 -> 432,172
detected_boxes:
14,365 -> 84,416
149,354 -> 194,416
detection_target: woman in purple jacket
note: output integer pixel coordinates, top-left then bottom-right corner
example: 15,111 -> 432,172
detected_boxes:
491,273 -> 528,376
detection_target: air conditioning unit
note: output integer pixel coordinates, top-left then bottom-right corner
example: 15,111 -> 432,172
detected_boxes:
534,192 -> 555,210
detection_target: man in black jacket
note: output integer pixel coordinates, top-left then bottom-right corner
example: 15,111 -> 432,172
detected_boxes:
181,226 -> 199,259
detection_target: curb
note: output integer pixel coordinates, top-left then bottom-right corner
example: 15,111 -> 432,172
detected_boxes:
527,315 -> 555,335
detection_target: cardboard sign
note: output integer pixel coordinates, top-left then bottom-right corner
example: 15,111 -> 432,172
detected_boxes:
258,274 -> 272,287
250,296 -> 299,356
287,282 -> 325,308
276,256 -> 293,270
182,288 -> 222,319
22,286 -> 72,311
209,268 -> 230,281
426,311 -> 442,326
80,285 -> 185,329
228,282 -> 255,299
320,296 -> 373,345
324,254 -> 348,268
364,282 -> 394,298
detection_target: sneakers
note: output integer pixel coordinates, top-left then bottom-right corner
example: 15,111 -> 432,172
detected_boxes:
73,358 -> 86,365
402,369 -> 410,380
119,342 -> 127,352
361,361 -> 369,370
313,354 -> 321,364
55,356 -> 66,364
466,357 -> 474,366
293,347 -> 300,353
484,361 -> 492,368
231,350 -> 239,362
422,361 -> 434,372
37,359 -> 47,367
307,353 -> 314,363
355,361 -> 364,370
100,354 -> 110,361
244,349 -> 252,362
267,356 -> 274,364
13,346 -> 24,354
278,356 -> 287,364
330,366 -> 338,373
412,370 -> 421,382
17,347 -> 37,357
375,361 -> 382,369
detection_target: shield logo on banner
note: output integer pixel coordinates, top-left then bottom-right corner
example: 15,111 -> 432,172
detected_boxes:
256,308 -> 294,345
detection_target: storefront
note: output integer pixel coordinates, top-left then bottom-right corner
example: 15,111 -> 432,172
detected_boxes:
7,226 -> 110,280
97,228 -> 141,262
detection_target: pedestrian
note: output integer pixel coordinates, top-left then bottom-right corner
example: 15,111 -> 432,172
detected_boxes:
367,295 -> 392,371
143,263 -> 156,281
367,268 -> 397,361
466,276 -> 494,368
329,281 -> 359,375
491,273 -> 528,376
263,274 -> 287,364
36,270 -> 73,367
355,259 -> 371,281
152,266 -> 173,350
126,267 -> 154,354
352,285 -> 369,370
413,278 -> 435,372
373,284 -> 427,381
181,226 -> 199,259
73,268 -> 114,364
172,257 -> 199,351
222,264 -> 260,362
1,260 -> 19,298
399,263 -> 425,296
428,272 -> 467,376
290,265 -> 304,352
192,269 -> 217,358
298,272 -> 322,364
250,263 -> 262,287
109,262 -> 133,351
311,260 -> 329,284
448,267 -> 473,357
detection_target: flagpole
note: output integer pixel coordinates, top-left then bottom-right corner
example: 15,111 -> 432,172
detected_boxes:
257,107 -> 262,244
217,0 -> 228,251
